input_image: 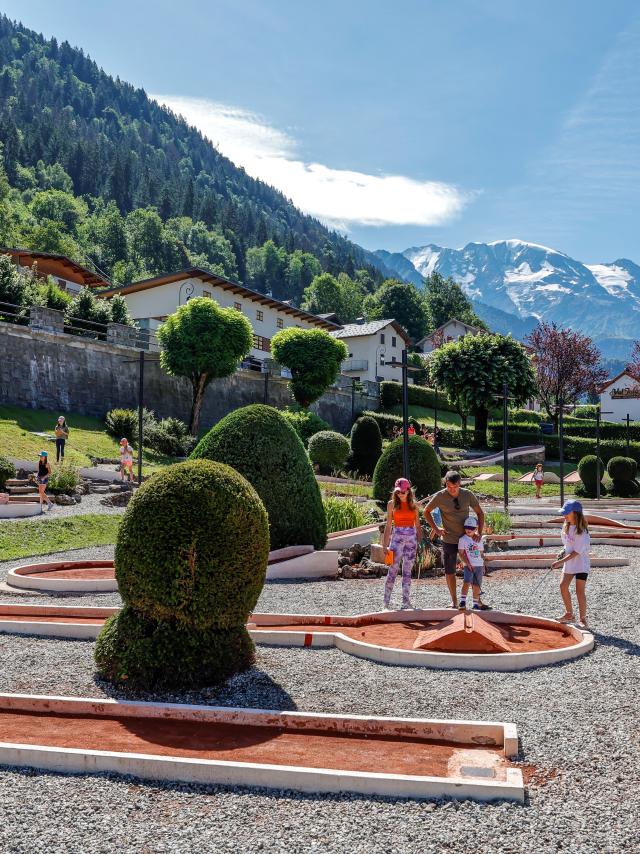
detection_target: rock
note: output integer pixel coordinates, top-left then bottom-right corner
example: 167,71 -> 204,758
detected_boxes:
337,557 -> 351,567
55,494 -> 75,505
73,495 -> 82,504
91,486 -> 109,494
100,491 -> 132,507
370,544 -> 386,564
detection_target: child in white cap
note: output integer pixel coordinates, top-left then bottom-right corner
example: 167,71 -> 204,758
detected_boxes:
457,516 -> 490,610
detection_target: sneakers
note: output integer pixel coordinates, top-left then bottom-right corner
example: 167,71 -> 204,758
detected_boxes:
401,600 -> 413,610
458,599 -> 466,610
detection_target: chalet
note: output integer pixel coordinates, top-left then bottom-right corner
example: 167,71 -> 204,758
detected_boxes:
4,247 -> 111,293
97,268 -> 339,365
416,318 -> 482,354
330,319 -> 410,384
598,370 -> 640,423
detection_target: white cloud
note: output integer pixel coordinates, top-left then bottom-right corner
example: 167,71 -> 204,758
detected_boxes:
152,94 -> 470,229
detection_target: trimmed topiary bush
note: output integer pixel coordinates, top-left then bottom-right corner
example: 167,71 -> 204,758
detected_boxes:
191,404 -> 327,550
280,407 -> 330,446
348,416 -> 383,477
94,459 -> 269,689
607,456 -> 640,497
0,455 -> 16,491
372,435 -> 442,503
576,455 -> 605,498
308,430 -> 350,474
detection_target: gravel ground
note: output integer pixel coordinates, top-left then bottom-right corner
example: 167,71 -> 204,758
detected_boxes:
0,493 -> 127,523
0,525 -> 637,853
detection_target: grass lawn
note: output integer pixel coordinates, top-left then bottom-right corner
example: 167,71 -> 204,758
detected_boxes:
463,462 -> 580,499
320,480 -> 374,499
0,514 -> 121,561
0,404 -> 172,474
387,404 -> 475,428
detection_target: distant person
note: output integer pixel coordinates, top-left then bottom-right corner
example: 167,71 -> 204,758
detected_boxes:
551,500 -> 590,627
424,471 -> 484,608
54,416 -> 69,463
119,438 -> 134,483
407,424 -> 416,436
533,463 -> 544,499
36,451 -> 54,512
457,516 -> 490,610
381,478 -> 422,610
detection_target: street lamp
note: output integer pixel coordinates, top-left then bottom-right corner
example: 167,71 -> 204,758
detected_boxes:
384,350 -> 422,480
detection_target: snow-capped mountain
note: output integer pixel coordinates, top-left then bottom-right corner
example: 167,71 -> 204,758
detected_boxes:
375,240 -> 640,358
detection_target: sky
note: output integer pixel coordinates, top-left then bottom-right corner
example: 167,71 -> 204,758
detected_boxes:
5,1 -> 640,262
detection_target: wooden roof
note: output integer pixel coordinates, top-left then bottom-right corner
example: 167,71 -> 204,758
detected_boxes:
3,247 -> 111,288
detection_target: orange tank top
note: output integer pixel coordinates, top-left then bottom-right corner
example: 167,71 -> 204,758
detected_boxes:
393,501 -> 415,528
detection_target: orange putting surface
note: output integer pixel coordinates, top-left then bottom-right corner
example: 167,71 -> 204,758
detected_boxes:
0,709 -> 511,779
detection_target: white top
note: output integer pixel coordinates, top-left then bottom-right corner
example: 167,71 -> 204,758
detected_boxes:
458,534 -> 485,567
120,445 -> 133,463
533,470 -> 544,482
561,525 -> 591,574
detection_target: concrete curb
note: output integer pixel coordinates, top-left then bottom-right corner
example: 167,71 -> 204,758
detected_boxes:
6,561 -> 118,593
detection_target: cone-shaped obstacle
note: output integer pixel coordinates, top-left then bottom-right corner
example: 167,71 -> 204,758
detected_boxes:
413,612 -> 512,654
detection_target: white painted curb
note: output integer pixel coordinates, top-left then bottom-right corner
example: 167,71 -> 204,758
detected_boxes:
266,550 -> 338,580
0,503 -> 42,518
6,563 -> 118,593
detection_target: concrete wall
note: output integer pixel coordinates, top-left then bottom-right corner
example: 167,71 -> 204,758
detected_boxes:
0,322 -> 378,434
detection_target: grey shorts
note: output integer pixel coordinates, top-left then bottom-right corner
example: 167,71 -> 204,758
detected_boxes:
463,565 -> 484,586
442,542 -> 459,575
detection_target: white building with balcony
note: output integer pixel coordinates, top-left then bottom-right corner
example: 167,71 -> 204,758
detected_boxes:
416,318 -> 482,354
98,268 -> 339,364
330,319 -> 410,383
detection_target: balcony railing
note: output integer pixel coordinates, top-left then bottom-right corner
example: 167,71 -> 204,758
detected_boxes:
342,359 -> 368,372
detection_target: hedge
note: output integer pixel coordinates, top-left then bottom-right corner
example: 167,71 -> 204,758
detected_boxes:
348,416 -> 382,477
380,381 -> 454,412
574,404 -> 600,419
280,407 -> 330,446
360,410 -> 473,448
191,404 -> 327,550
308,430 -> 350,474
508,409 -> 544,424
490,419 -> 640,442
487,426 -> 640,464
0,456 -> 16,491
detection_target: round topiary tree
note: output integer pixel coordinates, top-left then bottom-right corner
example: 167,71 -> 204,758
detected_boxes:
372,435 -> 442,503
190,404 -> 327,550
607,456 -> 639,497
308,430 -> 350,475
94,459 -> 269,689
576,454 -> 605,498
348,416 -> 383,477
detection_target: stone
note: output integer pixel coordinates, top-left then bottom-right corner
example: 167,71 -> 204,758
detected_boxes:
100,491 -> 132,507
55,494 -> 76,506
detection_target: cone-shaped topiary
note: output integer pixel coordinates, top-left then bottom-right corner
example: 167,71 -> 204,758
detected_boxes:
607,456 -> 639,497
576,455 -> 605,498
372,435 -> 442,503
308,430 -> 350,475
191,404 -> 327,550
348,416 -> 383,476
94,459 -> 269,689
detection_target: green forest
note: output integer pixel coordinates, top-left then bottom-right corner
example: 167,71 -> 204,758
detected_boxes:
0,14 -> 487,335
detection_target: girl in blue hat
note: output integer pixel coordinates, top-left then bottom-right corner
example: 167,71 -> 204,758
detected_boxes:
551,500 -> 590,627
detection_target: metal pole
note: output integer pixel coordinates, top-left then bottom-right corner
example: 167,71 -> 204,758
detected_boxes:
596,408 -> 601,501
402,348 -> 410,480
263,368 -> 269,405
434,386 -> 438,453
559,398 -> 565,507
138,350 -> 144,486
351,379 -> 356,424
503,382 -> 509,510
627,413 -> 630,455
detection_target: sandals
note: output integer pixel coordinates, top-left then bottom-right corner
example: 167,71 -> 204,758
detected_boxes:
474,602 -> 492,611
558,613 -> 575,623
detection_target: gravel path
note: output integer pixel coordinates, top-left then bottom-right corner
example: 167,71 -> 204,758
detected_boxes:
0,493 -> 127,523
0,532 -> 637,852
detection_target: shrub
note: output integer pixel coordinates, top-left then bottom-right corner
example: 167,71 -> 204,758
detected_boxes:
577,455 -> 605,498
607,456 -> 640,497
142,422 -> 183,457
47,466 -> 80,495
191,404 -> 327,550
574,404 -> 600,420
484,510 -> 511,535
508,408 -> 543,424
105,408 -> 148,442
372,435 -> 442,502
95,459 -> 269,689
308,430 -> 350,474
281,406 -> 331,446
380,381 -> 453,412
0,456 -> 16,491
348,416 -> 383,476
323,497 -> 369,533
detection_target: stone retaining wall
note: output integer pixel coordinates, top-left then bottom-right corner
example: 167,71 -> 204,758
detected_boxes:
0,321 -> 378,433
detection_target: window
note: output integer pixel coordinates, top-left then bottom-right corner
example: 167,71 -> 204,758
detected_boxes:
234,302 -> 242,312
380,333 -> 385,344
56,279 -> 67,292
391,336 -> 397,347
277,318 -> 284,329
253,334 -> 271,352
379,353 -> 385,365
202,290 -> 211,299
256,309 -> 264,322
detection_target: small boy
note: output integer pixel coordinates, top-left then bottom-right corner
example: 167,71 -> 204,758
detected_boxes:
457,516 -> 490,610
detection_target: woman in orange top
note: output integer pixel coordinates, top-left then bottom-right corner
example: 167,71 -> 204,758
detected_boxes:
382,477 -> 422,609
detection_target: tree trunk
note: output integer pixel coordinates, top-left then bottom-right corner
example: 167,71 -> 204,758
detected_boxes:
474,406 -> 489,448
189,375 -> 207,436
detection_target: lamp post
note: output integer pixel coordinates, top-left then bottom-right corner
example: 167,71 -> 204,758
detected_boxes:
433,385 -> 439,453
626,413 -> 631,455
491,384 -> 515,510
384,350 -> 421,481
122,349 -> 160,485
559,398 -> 565,507
595,407 -> 614,500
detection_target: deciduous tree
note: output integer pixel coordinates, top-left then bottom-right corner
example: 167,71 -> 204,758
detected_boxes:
364,279 -> 427,342
271,328 -> 347,408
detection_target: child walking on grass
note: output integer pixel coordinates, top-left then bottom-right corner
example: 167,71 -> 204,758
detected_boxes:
551,500 -> 590,628
457,516 -> 490,610
382,478 -> 422,610
533,464 -> 544,499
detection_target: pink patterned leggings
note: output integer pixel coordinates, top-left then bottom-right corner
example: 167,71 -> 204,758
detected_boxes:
385,527 -> 417,603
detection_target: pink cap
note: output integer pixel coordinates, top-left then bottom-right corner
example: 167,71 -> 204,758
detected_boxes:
394,478 -> 411,491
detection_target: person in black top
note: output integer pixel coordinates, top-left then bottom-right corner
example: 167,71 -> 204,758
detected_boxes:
36,451 -> 54,511
54,416 -> 69,463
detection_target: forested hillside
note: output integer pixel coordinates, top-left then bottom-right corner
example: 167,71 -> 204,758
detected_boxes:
0,15 -> 385,300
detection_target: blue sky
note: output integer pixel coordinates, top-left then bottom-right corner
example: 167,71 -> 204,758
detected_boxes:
6,1 -> 640,262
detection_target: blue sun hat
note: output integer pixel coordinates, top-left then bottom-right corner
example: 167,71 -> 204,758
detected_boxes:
558,499 -> 582,515
39,450 -> 48,457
